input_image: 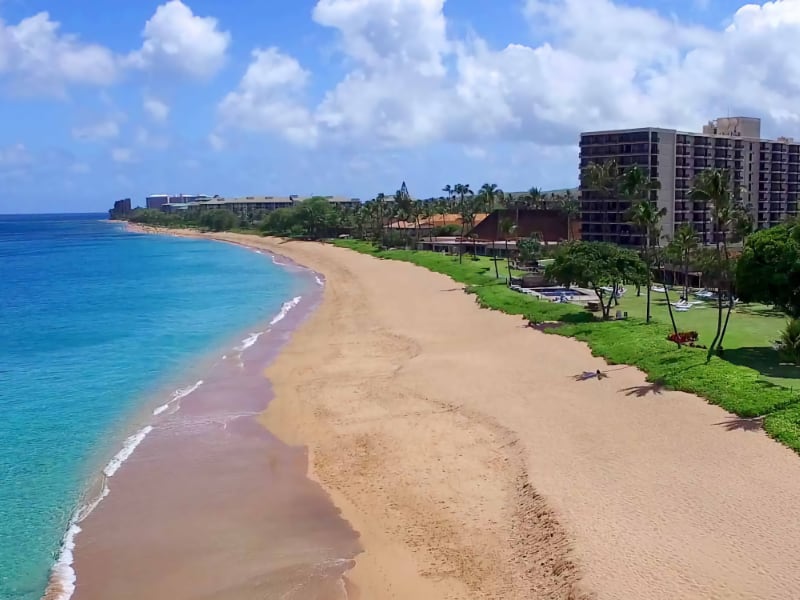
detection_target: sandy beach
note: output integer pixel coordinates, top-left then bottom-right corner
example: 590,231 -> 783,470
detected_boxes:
100,225 -> 800,599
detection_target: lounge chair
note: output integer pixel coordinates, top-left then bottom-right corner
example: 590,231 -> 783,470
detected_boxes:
651,285 -> 666,293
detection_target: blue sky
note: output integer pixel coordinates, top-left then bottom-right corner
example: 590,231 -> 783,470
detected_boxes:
0,0 -> 798,213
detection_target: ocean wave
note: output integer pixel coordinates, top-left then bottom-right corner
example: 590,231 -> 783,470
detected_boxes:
103,426 -> 154,478
46,479 -> 109,600
153,380 -> 204,416
270,296 -> 302,326
315,275 -> 325,286
271,255 -> 287,267
236,331 -> 264,352
47,424 -> 154,599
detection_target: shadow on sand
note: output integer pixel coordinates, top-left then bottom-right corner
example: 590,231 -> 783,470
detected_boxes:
713,416 -> 765,432
619,380 -> 666,397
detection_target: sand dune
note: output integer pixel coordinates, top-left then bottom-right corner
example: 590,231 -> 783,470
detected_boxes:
175,231 -> 800,599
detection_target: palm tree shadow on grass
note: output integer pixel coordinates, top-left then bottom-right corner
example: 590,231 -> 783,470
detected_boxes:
722,347 -> 800,384
713,416 -> 764,432
735,304 -> 787,319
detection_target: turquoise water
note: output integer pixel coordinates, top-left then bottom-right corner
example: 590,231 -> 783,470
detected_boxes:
0,215 -> 304,600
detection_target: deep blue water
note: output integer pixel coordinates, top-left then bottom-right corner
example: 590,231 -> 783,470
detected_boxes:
0,215 -> 303,600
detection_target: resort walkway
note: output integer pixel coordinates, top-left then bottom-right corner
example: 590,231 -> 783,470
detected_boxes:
226,233 -> 800,600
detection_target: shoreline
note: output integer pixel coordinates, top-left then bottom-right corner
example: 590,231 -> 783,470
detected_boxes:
81,223 -> 800,599
123,225 -> 588,598
45,224 -> 353,600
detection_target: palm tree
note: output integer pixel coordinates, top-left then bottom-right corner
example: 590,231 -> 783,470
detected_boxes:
480,183 -> 502,278
527,186 -> 544,209
454,183 -> 473,263
436,198 -> 449,230
622,165 -> 664,324
374,193 -> 387,242
394,184 -> 413,248
421,200 -> 436,242
558,189 -> 580,242
668,224 -> 699,300
689,168 -> 748,359
442,184 -> 453,202
500,217 -> 515,284
582,160 -> 620,239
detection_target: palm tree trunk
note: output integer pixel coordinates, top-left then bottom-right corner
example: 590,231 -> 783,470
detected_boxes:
706,237 -> 724,362
505,238 -> 511,284
645,239 -> 652,323
716,236 -> 734,355
493,212 -> 500,278
683,252 -> 690,299
663,285 -> 680,342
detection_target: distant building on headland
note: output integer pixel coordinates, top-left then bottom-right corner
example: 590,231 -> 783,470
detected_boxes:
109,198 -> 132,219
145,194 -> 170,210
161,195 -> 362,217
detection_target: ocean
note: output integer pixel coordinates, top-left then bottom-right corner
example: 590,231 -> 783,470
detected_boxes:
0,215 -> 308,600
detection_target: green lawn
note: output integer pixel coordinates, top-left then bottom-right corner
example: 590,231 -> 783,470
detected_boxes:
333,239 -> 800,453
616,291 -> 800,389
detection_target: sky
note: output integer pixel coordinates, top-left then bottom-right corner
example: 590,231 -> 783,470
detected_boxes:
1,0 -> 800,213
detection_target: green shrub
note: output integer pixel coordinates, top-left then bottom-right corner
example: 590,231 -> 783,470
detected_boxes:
777,319 -> 800,365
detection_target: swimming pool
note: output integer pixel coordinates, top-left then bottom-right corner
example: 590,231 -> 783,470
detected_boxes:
533,287 -> 579,297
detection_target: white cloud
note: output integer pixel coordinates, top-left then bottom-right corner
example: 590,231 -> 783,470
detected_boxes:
135,127 -> 170,149
208,132 -> 226,151
312,0 -> 451,146
463,146 -> 487,159
217,0 -> 800,152
72,119 -> 120,141
143,95 -> 170,121
0,12 -> 117,95
0,143 -> 32,167
126,0 -> 230,80
217,48 -> 317,145
312,0 -> 448,77
111,147 -> 136,163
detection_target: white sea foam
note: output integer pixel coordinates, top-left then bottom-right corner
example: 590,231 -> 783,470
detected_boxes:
103,426 -> 153,478
48,522 -> 81,600
315,275 -> 325,286
48,422 -> 153,599
152,380 -> 204,416
236,331 -> 264,352
270,296 -> 302,326
271,255 -> 287,267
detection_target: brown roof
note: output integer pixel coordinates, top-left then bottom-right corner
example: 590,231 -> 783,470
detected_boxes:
468,209 -> 577,242
388,213 -> 488,229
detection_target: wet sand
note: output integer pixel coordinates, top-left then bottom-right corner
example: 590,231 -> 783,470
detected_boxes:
64,243 -> 360,600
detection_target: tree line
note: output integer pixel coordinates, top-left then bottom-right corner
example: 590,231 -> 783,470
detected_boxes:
125,166 -> 798,362
572,160 -> 753,359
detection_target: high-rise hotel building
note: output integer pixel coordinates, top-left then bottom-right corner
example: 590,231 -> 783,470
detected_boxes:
579,117 -> 799,246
